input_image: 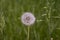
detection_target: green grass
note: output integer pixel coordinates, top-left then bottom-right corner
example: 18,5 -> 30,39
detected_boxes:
0,0 -> 60,40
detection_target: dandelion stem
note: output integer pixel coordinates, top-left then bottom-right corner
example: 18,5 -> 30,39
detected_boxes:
27,26 -> 30,40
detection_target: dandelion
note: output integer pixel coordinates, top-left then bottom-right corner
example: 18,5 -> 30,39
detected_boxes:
21,12 -> 36,40
21,12 -> 35,26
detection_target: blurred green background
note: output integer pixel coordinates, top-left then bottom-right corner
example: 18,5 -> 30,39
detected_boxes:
0,0 -> 60,40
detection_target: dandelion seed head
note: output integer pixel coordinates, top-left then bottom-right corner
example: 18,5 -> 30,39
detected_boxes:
21,12 -> 35,26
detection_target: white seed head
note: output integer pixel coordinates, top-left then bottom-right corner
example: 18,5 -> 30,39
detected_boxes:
21,12 -> 35,26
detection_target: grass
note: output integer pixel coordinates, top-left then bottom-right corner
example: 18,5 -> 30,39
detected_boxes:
0,0 -> 60,40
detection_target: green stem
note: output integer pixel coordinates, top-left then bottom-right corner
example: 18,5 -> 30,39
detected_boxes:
27,26 -> 30,40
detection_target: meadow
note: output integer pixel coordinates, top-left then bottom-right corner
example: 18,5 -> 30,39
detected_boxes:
0,0 -> 60,40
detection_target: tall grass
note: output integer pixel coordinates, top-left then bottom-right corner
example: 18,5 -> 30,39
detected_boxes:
0,0 -> 60,40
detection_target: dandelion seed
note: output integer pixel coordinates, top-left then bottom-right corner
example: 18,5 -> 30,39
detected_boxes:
21,12 -> 35,26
